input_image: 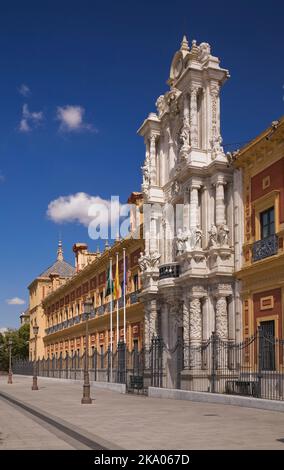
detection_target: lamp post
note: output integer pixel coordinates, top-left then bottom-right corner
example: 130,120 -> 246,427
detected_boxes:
81,298 -> 93,404
32,321 -> 39,390
7,338 -> 13,384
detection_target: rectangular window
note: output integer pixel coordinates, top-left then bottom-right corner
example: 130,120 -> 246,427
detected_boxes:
259,320 -> 275,371
100,345 -> 104,368
133,274 -> 139,291
260,207 -> 274,239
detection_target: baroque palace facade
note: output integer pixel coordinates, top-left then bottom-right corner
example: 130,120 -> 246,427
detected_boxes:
28,193 -> 144,360
234,118 -> 284,348
25,36 -> 284,391
137,36 -> 243,388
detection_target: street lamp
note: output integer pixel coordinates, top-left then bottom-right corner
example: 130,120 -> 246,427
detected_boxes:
81,298 -> 93,404
32,320 -> 39,391
7,338 -> 13,384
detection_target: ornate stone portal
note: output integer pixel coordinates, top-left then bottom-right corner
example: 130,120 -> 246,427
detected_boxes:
138,36 -> 241,388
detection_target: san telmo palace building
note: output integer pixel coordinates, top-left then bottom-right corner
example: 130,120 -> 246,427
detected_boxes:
234,117 -> 284,345
25,36 -> 284,393
28,193 -> 144,360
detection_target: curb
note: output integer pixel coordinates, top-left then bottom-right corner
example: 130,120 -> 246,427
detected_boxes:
148,387 -> 284,412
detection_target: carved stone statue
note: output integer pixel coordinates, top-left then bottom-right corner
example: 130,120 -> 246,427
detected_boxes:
148,250 -> 161,269
155,95 -> 167,117
138,251 -> 148,272
179,122 -> 190,148
198,42 -> 211,62
183,227 -> 191,251
139,250 -> 161,271
208,224 -> 218,247
141,155 -> 150,187
194,225 -> 203,249
176,228 -> 185,255
218,221 -> 229,246
171,180 -> 180,197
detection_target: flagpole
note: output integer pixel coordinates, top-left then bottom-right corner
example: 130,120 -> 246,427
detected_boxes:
123,248 -> 126,345
116,252 -> 119,346
110,257 -> 113,383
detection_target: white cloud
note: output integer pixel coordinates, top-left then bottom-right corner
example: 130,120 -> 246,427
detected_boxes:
19,104 -> 44,133
47,192 -> 114,227
18,84 -> 31,97
56,105 -> 95,133
6,297 -> 26,305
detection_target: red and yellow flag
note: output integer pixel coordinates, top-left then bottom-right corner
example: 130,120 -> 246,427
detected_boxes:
114,256 -> 120,300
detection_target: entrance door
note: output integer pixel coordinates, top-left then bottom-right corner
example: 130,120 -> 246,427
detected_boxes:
259,320 -> 275,371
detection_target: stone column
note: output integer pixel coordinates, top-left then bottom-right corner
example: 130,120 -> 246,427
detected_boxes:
190,184 -> 199,230
215,296 -> 228,340
201,296 -> 209,341
210,83 -> 221,155
190,86 -> 199,148
161,302 -> 169,348
149,216 -> 157,254
150,134 -> 157,185
166,127 -> 175,173
183,299 -> 190,369
149,299 -> 158,339
215,180 -> 226,226
189,296 -> 202,369
183,188 -> 190,232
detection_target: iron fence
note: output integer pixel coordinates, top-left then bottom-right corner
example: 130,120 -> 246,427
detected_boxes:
13,331 -> 284,401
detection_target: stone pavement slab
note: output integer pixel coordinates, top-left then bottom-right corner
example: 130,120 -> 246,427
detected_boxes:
1,376 -> 284,450
0,398 -> 73,449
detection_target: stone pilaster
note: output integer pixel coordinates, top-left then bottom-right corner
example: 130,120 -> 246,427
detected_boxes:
183,188 -> 190,232
215,178 -> 226,226
150,134 -> 157,185
183,299 -> 190,369
190,86 -> 199,148
189,296 -> 202,345
215,296 -> 228,340
190,184 -> 200,230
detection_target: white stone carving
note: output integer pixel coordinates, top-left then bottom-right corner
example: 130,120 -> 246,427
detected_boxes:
215,296 -> 228,340
193,225 -> 203,249
198,42 -> 211,62
189,298 -> 202,341
156,95 -> 168,118
138,250 -> 161,272
208,224 -> 218,247
218,221 -> 230,247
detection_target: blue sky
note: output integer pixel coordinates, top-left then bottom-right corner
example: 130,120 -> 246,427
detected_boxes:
0,0 -> 283,328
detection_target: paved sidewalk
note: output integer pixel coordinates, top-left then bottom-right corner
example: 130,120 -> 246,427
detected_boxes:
0,376 -> 284,450
0,398 -> 73,449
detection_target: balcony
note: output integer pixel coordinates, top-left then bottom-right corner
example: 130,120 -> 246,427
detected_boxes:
129,290 -> 140,304
252,234 -> 278,262
159,263 -> 180,280
97,305 -> 105,316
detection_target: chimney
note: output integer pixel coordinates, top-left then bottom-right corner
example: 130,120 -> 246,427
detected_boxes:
73,243 -> 88,272
49,272 -> 60,291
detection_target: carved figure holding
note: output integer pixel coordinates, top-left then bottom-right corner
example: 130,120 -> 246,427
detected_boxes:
198,42 -> 211,62
155,95 -> 167,117
138,252 -> 148,272
194,225 -> 203,249
218,221 -> 230,246
176,228 -> 185,256
208,224 -> 218,247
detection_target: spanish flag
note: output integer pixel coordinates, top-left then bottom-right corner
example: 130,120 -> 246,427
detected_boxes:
114,254 -> 120,300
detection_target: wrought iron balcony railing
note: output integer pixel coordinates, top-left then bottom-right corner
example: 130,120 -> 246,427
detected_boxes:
252,234 -> 278,262
159,263 -> 180,280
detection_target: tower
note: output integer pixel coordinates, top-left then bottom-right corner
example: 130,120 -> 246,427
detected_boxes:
138,37 -> 242,389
